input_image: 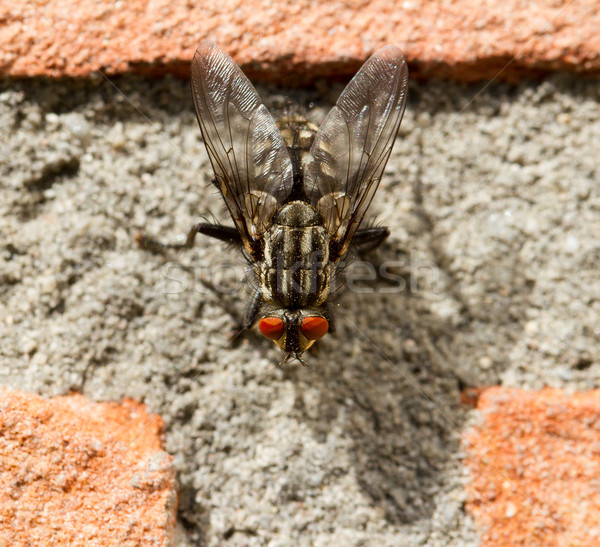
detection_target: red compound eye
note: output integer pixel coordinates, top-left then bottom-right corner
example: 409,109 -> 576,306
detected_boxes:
258,317 -> 284,340
301,317 -> 329,340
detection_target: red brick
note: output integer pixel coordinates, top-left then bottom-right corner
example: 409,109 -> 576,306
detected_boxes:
0,1 -> 598,82
0,390 -> 176,546
464,387 -> 600,547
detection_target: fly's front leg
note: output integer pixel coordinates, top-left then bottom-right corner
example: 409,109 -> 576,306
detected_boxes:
227,288 -> 263,343
345,227 -> 392,293
136,223 -> 241,252
352,226 -> 390,254
242,288 -> 263,330
324,301 -> 336,334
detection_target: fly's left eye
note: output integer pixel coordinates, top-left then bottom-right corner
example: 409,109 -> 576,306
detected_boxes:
258,317 -> 284,340
301,317 -> 329,340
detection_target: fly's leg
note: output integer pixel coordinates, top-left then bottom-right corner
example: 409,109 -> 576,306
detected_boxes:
196,224 -> 241,245
352,226 -> 390,254
324,301 -> 336,334
135,223 -> 241,253
227,288 -> 263,343
345,226 -> 395,293
242,288 -> 263,330
136,222 -> 248,338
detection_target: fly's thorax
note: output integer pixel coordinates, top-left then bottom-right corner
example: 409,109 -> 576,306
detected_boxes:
259,201 -> 331,308
273,200 -> 321,228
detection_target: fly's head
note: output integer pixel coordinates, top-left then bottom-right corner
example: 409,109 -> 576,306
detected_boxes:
257,306 -> 329,364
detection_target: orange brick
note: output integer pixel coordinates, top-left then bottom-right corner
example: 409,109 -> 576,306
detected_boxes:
0,1 -> 598,82
0,390 -> 177,546
464,387 -> 600,547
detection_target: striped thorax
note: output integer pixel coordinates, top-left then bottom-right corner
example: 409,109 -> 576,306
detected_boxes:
260,201 -> 330,308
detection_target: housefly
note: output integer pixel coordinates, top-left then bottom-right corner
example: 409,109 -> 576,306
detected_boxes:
139,42 -> 408,365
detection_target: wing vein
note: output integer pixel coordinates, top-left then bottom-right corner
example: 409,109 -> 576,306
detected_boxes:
190,41 -> 293,258
304,45 -> 409,260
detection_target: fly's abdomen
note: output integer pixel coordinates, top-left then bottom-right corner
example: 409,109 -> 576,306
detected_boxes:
260,202 -> 330,308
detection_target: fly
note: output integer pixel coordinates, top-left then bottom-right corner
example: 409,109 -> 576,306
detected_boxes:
139,41 -> 409,365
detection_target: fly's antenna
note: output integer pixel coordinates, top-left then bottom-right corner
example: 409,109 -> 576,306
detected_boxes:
276,353 -> 313,369
295,354 -> 313,369
277,354 -> 293,368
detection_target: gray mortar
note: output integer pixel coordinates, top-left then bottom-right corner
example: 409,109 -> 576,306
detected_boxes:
1,70 -> 599,546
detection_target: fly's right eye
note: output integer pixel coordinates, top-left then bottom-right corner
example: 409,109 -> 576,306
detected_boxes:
258,317 -> 284,340
301,316 -> 329,340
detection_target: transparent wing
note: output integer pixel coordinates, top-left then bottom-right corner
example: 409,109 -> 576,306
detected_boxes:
191,41 -> 293,257
304,45 -> 408,261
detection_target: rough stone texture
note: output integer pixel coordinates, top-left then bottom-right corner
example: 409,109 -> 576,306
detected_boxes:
0,390 -> 177,546
465,387 -> 600,546
1,65 -> 598,545
1,0 -> 599,82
